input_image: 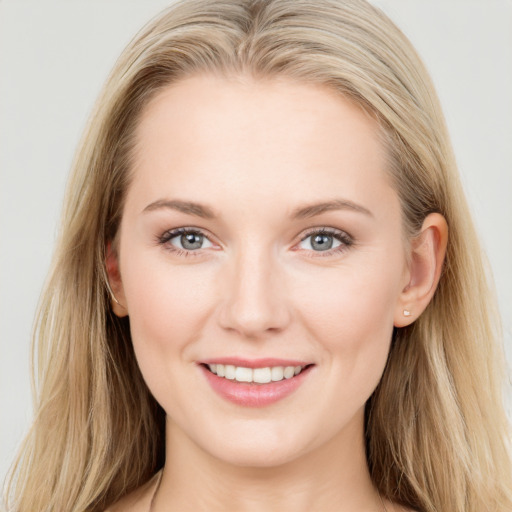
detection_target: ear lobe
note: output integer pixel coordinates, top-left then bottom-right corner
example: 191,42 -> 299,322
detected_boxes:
105,242 -> 128,317
394,213 -> 448,327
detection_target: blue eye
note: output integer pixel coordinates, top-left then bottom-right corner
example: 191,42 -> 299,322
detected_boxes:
298,229 -> 352,253
160,229 -> 213,251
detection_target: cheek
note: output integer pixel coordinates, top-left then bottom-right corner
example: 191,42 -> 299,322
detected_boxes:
119,247 -> 216,368
287,259 -> 401,435
292,250 -> 404,381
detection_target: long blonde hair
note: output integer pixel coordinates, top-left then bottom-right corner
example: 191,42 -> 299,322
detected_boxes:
5,1 -> 511,510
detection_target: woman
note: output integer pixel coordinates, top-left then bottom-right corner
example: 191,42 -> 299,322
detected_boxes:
5,0 -> 511,511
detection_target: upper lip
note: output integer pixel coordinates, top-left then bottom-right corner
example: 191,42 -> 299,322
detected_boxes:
199,357 -> 313,369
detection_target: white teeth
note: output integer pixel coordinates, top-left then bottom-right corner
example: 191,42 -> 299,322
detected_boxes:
253,367 -> 272,384
235,366 -> 253,382
283,366 -> 295,379
271,366 -> 284,381
225,365 -> 236,380
206,364 -> 307,383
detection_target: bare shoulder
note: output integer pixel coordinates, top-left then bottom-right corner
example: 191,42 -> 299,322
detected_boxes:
105,472 -> 161,512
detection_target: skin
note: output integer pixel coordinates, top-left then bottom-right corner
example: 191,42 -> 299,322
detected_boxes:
107,73 -> 447,512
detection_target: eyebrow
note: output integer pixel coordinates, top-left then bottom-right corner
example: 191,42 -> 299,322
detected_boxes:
142,197 -> 373,220
291,199 -> 373,219
143,199 -> 216,219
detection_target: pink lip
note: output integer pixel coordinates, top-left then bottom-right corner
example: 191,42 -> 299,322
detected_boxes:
198,360 -> 314,408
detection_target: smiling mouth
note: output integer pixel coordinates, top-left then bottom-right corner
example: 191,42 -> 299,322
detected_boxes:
202,363 -> 313,384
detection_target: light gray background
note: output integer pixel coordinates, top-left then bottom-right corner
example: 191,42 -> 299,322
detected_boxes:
1,0 -> 511,489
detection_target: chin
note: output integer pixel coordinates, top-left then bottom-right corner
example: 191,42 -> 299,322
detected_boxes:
195,424 -> 310,469
213,442 -> 304,469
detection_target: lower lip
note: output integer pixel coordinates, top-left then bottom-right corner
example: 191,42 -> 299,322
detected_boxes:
200,365 -> 313,407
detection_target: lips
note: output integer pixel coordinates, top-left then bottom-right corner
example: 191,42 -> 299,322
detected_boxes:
206,363 -> 305,383
199,358 -> 314,407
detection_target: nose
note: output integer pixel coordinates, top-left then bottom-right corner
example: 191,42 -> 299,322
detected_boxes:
218,246 -> 292,338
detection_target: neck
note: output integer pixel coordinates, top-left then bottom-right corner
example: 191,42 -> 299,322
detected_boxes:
153,410 -> 384,512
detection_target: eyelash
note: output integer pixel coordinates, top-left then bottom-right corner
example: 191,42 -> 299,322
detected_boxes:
296,227 -> 354,258
157,226 -> 354,257
157,227 -> 213,257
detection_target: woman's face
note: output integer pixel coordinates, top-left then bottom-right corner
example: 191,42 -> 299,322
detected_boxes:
114,74 -> 410,467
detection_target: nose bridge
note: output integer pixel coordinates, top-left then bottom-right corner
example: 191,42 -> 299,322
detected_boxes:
219,240 -> 290,337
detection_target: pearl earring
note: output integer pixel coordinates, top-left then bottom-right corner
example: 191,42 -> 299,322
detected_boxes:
403,309 -> 411,317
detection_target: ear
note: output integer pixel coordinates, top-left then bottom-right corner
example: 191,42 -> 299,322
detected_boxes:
394,213 -> 448,327
105,241 -> 128,317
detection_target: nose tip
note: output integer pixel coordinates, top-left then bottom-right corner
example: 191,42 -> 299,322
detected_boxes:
218,256 -> 291,338
221,298 -> 288,337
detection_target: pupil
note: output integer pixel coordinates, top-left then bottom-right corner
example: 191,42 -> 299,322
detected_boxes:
181,232 -> 203,250
312,234 -> 333,251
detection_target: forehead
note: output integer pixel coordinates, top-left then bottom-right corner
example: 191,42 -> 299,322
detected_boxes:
128,73 -> 396,218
